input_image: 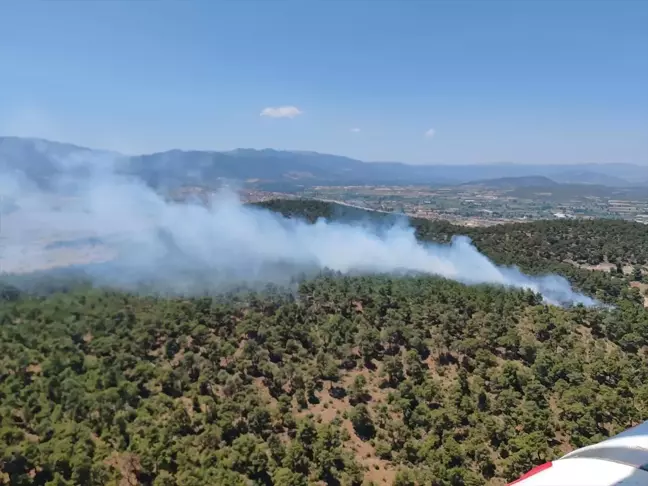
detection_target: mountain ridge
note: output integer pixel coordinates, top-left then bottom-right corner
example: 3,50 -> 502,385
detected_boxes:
1,136 -> 646,190
462,175 -> 560,188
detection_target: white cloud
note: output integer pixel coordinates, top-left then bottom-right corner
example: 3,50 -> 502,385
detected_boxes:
350,128 -> 361,133
424,128 -> 436,138
260,106 -> 303,119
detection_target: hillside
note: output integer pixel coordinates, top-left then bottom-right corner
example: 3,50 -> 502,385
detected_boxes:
2,273 -> 648,486
2,137 -> 646,190
1,200 -> 648,486
461,176 -> 559,189
550,170 -> 634,187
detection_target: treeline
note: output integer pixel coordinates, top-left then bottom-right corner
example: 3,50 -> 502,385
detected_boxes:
1,273 -> 647,485
451,220 -> 648,267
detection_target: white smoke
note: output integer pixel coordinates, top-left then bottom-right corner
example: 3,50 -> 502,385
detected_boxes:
0,155 -> 596,306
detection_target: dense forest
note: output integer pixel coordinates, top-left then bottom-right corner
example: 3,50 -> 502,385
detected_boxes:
1,200 -> 647,486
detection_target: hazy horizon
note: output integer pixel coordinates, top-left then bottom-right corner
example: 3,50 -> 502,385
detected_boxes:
2,135 -> 646,168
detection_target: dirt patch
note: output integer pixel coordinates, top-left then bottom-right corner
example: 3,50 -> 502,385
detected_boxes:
104,452 -> 141,486
292,366 -> 389,424
566,260 -> 648,277
308,369 -> 396,483
570,261 -> 616,272
341,418 -> 395,484
342,366 -> 391,404
251,365 -> 399,484
90,432 -> 105,446
24,432 -> 40,443
25,363 -> 42,374
296,399 -> 341,424
178,396 -> 195,417
630,281 -> 648,307
252,377 -> 278,406
547,396 -> 573,454
170,349 -> 185,367
219,339 -> 246,367
425,354 -> 459,389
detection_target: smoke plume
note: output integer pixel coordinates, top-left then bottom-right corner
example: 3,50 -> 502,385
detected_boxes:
0,153 -> 596,306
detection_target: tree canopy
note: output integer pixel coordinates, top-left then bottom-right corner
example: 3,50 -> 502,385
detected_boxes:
1,200 -> 647,485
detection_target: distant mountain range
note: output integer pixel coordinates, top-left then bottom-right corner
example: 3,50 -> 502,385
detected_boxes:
1,136 -> 646,191
465,176 -> 648,201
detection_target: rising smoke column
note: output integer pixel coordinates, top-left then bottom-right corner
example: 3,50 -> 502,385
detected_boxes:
0,157 -> 596,306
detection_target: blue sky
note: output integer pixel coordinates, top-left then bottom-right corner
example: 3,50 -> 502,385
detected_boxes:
1,0 -> 647,164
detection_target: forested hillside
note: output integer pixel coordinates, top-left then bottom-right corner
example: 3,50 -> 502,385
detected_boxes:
256,200 -> 648,267
257,200 -> 648,304
1,200 -> 647,486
